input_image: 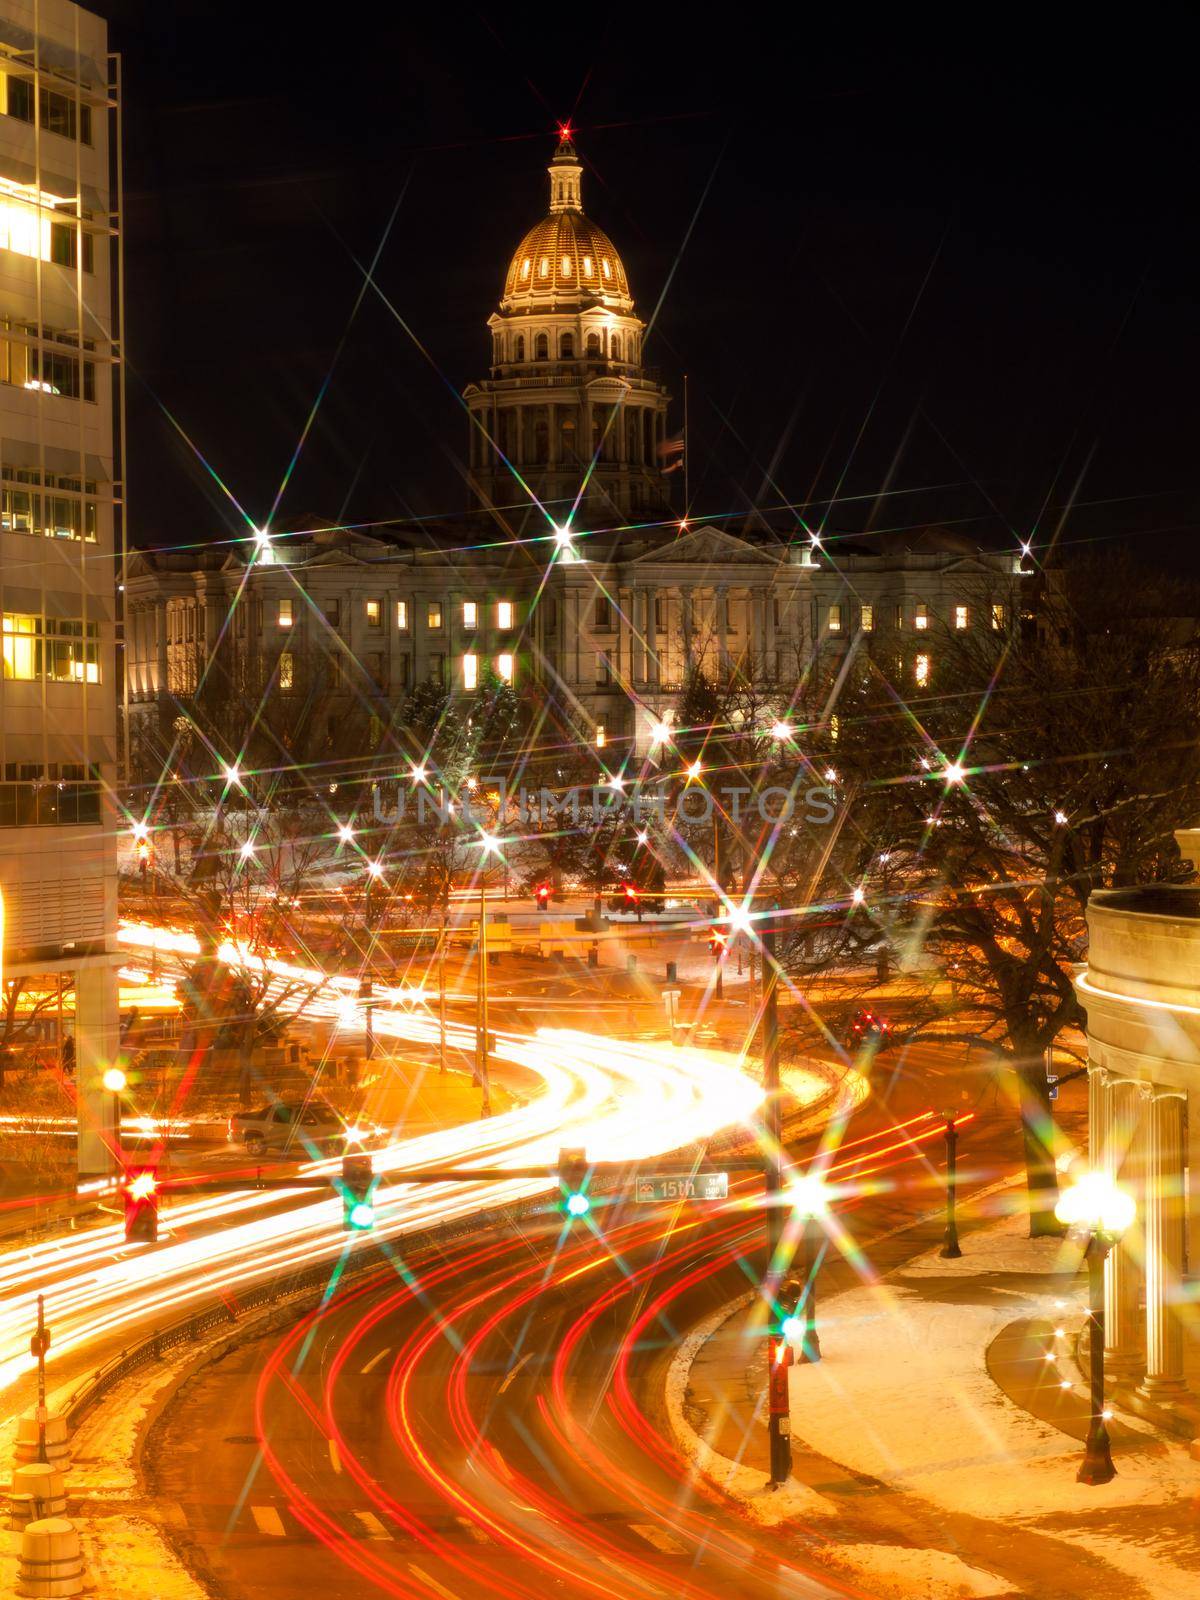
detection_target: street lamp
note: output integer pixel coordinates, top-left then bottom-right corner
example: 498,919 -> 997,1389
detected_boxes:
940,1112 -> 964,1259
1055,1170 -> 1137,1485
787,1171 -> 830,1364
475,833 -> 502,1116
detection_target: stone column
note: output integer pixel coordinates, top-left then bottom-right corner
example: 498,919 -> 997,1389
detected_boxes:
1098,1073 -> 1145,1378
682,588 -> 694,674
644,587 -> 658,685
1138,1087 -> 1189,1400
716,585 -> 730,674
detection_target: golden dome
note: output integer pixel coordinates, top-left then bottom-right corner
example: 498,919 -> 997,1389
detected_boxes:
500,133 -> 633,310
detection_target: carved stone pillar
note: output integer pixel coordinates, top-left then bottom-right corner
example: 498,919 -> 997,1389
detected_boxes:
1096,1073 -> 1145,1377
1138,1087 -> 1189,1400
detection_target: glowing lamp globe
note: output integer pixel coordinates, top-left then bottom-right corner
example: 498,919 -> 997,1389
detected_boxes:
566,1192 -> 590,1218
780,1313 -> 803,1345
788,1172 -> 830,1219
349,1200 -> 375,1230
1054,1171 -> 1136,1238
102,1067 -> 127,1093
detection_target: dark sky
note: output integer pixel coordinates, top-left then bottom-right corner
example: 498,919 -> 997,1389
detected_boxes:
95,3 -> 1200,568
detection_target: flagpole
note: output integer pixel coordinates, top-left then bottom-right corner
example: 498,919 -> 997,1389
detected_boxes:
683,372 -> 690,511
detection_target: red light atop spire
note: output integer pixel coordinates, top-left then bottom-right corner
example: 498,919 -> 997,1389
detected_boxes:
557,121 -> 574,144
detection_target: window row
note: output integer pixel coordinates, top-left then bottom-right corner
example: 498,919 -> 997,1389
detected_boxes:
2,487 -> 97,540
494,328 -> 638,365
0,336 -> 96,398
2,613 -> 100,681
517,251 -> 614,284
0,72 -> 94,144
0,781 -> 101,827
825,601 -> 1006,634
0,189 -> 95,272
316,598 -> 516,632
279,650 -> 515,694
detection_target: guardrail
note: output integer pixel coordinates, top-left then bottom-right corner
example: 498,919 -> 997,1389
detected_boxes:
62,1192 -> 539,1433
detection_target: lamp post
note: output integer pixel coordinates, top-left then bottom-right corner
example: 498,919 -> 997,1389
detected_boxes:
940,1112 -> 963,1259
476,834 -> 500,1117
102,1065 -> 126,1166
1055,1170 -> 1136,1485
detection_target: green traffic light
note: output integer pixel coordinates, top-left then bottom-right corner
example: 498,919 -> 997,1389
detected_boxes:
349,1200 -> 375,1229
566,1192 -> 590,1217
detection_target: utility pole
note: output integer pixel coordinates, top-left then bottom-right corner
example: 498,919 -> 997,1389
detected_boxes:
940,1113 -> 963,1258
762,917 -> 791,1486
713,818 -> 723,999
437,903 -> 447,1075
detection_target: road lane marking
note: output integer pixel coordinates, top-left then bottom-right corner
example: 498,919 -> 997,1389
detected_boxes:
353,1510 -> 392,1541
454,1516 -> 490,1544
631,1523 -> 689,1556
328,1439 -> 342,1474
409,1563 -> 462,1599
498,1351 -> 532,1394
360,1344 -> 392,1375
251,1506 -> 285,1538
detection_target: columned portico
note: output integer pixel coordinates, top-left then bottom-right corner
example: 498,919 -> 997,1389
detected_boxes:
1078,876 -> 1200,1418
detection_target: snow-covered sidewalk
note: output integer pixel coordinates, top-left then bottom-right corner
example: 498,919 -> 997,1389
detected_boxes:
670,1213 -> 1200,1599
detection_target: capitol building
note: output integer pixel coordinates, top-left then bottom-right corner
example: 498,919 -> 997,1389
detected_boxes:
125,132 -> 1030,772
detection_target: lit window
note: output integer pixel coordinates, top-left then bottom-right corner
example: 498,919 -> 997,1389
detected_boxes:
428,602 -> 443,630
366,599 -> 381,627
915,653 -> 930,685
602,258 -> 611,279
894,604 -> 903,630
277,599 -> 293,627
861,604 -> 874,633
830,714 -> 840,742
915,603 -> 928,631
497,652 -> 514,684
955,604 -> 969,630
520,258 -> 531,280
279,651 -> 294,691
397,600 -> 409,630
992,603 -> 1005,631
2,612 -> 39,679
595,725 -> 606,748
497,600 -> 513,630
539,256 -> 549,278
828,604 -> 842,633
463,652 -> 477,690
463,600 -> 477,628
560,254 -> 571,277
582,255 -> 593,276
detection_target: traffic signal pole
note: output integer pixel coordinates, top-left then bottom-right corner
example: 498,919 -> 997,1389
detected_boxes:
761,921 -> 792,1487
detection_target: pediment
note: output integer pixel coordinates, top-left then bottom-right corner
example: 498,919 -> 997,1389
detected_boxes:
633,524 -> 775,567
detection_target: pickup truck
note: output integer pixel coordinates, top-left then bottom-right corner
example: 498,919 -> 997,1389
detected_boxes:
227,1100 -> 347,1155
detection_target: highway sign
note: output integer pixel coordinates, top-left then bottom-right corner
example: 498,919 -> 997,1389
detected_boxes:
634,1172 -> 728,1203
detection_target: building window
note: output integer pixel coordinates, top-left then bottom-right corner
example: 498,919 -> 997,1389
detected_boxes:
602,257 -> 612,279
397,654 -> 411,689
582,255 -> 593,277
2,613 -> 39,679
515,335 -> 525,361
610,333 -> 621,360
828,604 -> 843,633
520,258 -> 531,280
277,599 -> 293,627
861,604 -> 874,633
586,332 -> 601,357
594,595 -> 614,629
396,599 -> 409,630
894,604 -> 903,630
595,725 -> 606,748
279,651 -> 295,691
429,653 -> 445,686
538,257 -> 549,279
49,224 -> 94,274
596,654 -> 611,686
428,602 -> 443,630
560,332 -> 574,359
655,597 -> 667,631
560,254 -> 571,277
955,604 -> 969,630
497,652 -> 514,684
325,599 -> 341,627
535,333 -> 549,360
463,600 -> 477,628
328,654 -> 343,692
497,600 -> 513,630
367,651 -> 386,692
366,599 -> 381,627
463,653 -> 477,691
915,653 -> 930,686
914,603 -> 929,631
991,603 -> 1005,631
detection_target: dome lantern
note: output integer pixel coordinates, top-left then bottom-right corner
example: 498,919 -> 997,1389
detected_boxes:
549,125 -> 582,214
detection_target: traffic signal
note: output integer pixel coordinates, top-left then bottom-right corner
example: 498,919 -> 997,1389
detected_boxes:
136,838 -> 150,874
122,1166 -> 159,1244
558,1146 -> 590,1218
340,1152 -> 377,1231
535,882 -> 551,909
708,927 -> 728,955
773,1276 -> 804,1363
622,882 -> 638,905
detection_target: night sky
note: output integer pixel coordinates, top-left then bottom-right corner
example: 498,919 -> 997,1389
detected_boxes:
95,3 -> 1200,568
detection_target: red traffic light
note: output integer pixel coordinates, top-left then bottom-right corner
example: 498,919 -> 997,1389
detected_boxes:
123,1166 -> 159,1243
709,928 -> 728,952
623,883 -> 638,902
535,883 -> 551,906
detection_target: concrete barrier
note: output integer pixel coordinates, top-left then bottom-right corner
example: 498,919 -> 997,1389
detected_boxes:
17,1515 -> 83,1597
9,1463 -> 67,1529
14,1415 -> 70,1469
